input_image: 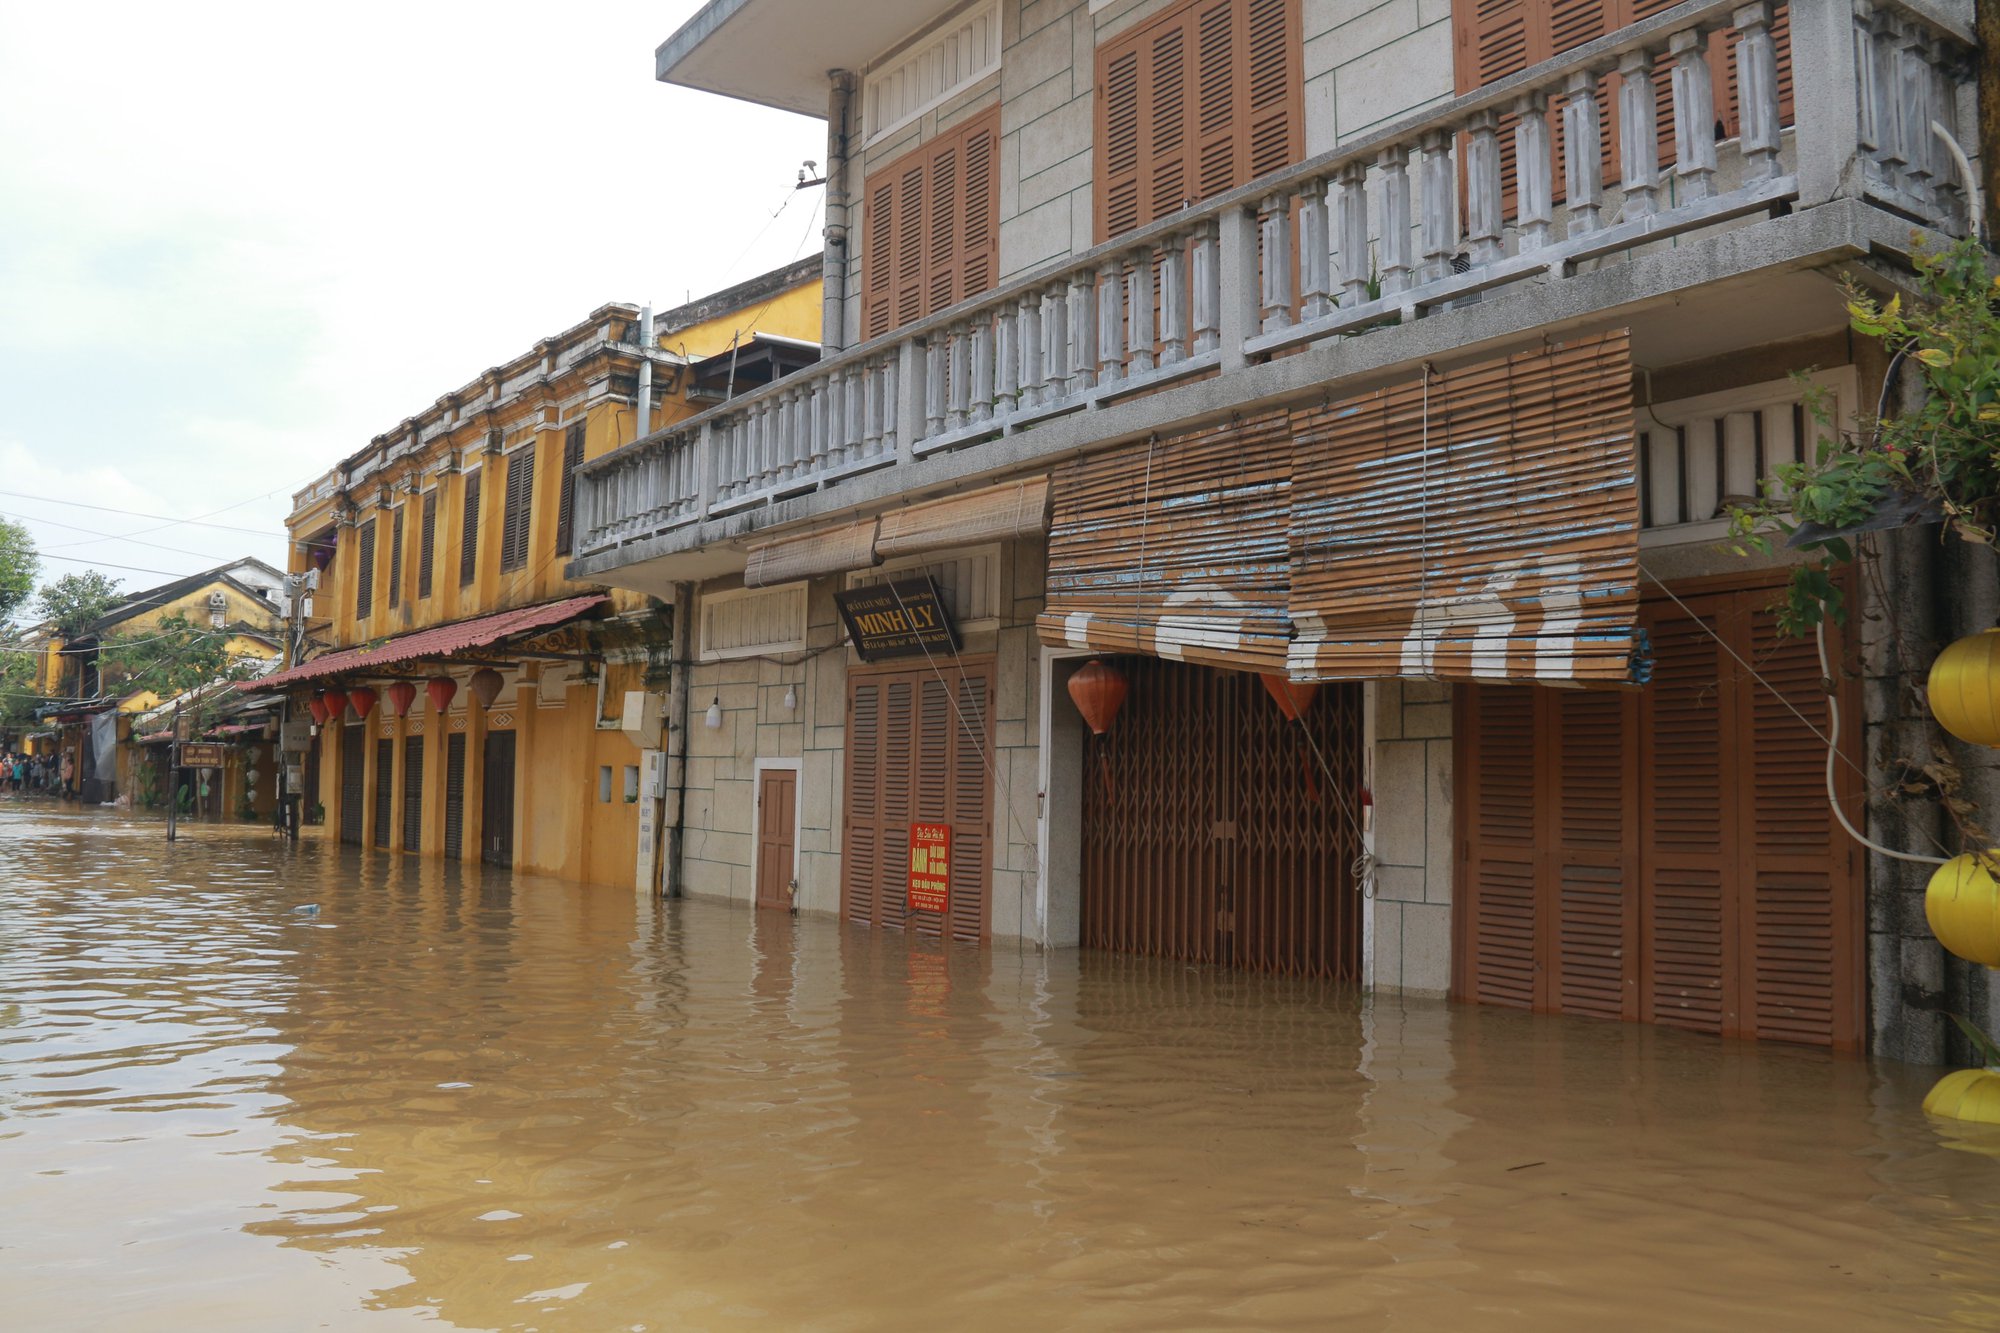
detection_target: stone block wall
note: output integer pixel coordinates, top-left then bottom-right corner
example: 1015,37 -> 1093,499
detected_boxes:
1368,678 -> 1454,996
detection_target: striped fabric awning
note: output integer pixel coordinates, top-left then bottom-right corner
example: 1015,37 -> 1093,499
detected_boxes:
1037,409 -> 1293,674
1286,329 -> 1642,685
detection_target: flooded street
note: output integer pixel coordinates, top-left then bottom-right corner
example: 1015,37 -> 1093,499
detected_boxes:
1,808 -> 1997,1330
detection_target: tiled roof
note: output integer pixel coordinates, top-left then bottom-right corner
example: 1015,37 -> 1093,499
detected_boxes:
244,595 -> 607,691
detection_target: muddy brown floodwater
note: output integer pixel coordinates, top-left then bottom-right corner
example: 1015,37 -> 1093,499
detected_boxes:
3,808 -> 2000,1330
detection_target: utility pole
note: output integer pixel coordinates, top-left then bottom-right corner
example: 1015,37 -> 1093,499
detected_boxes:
278,570 -> 311,841
166,699 -> 180,843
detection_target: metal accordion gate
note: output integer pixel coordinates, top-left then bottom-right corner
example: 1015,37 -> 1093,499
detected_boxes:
1080,658 -> 1364,980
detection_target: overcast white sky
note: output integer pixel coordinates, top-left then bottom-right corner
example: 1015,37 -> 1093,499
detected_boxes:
0,1 -> 823,608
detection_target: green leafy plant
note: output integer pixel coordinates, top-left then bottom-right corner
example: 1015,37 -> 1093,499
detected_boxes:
1727,236 -> 2000,634
36,571 -> 123,641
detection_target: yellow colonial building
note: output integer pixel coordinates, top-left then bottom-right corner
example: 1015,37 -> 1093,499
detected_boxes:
260,259 -> 822,889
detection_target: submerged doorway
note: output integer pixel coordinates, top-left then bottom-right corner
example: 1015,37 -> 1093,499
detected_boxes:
481,730 -> 516,868
1079,658 -> 1365,980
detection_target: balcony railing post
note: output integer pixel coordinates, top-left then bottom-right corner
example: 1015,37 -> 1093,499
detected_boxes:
1376,146 -> 1412,297
947,323 -> 971,430
1159,234 -> 1189,364
1734,2 -> 1784,184
1335,161 -> 1370,306
1462,115 -> 1504,267
1892,19 -> 1937,209
696,423 -> 717,519
863,361 -> 885,458
1669,28 -> 1718,202
1616,46 -> 1661,220
1097,258 -> 1126,385
993,307 -> 1018,415
1418,130 -> 1458,282
1044,284 -> 1071,397
894,337 -> 923,461
1514,92 -> 1554,252
1217,204 -> 1258,370
925,334 -> 948,436
1068,273 -> 1098,392
1020,293 -> 1045,405
1127,248 -> 1156,374
1258,193 -> 1294,333
1298,178 -> 1333,320
1563,70 -> 1605,235
1191,220 -> 1222,355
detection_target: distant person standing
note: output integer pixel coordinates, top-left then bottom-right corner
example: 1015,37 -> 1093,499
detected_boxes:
59,750 -> 74,801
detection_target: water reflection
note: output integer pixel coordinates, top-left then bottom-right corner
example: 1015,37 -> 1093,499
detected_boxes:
2,808 -> 1998,1329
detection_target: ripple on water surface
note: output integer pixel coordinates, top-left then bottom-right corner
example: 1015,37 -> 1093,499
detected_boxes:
2,805 -> 1998,1330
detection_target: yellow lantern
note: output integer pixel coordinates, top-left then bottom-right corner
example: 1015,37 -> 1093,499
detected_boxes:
1924,1068 -> 2000,1124
1928,628 -> 2000,746
1926,853 -> 2000,968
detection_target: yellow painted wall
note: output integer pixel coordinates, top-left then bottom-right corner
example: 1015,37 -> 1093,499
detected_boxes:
659,280 -> 824,361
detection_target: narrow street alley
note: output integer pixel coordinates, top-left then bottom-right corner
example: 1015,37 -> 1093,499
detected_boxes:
2,806 -> 1997,1329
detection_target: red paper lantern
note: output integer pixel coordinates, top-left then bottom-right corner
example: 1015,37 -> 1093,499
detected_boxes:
1066,660 -> 1129,736
306,695 -> 329,726
426,675 -> 457,714
1258,674 -> 1320,722
386,680 -> 417,718
468,667 -> 505,709
321,687 -> 348,721
346,686 -> 379,721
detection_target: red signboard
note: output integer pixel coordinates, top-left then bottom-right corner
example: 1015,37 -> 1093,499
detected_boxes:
908,822 -> 950,916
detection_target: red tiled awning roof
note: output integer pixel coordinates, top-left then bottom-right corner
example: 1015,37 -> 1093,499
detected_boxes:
244,594 -> 607,692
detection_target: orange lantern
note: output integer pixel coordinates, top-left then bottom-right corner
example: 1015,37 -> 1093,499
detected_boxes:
469,668 -> 505,709
1259,674 -> 1320,722
1067,660 -> 1129,735
426,675 -> 457,714
385,680 -> 417,718
320,687 -> 348,721
346,686 -> 378,721
306,695 -> 329,726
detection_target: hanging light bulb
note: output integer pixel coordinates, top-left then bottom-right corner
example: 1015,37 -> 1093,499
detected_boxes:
783,684 -> 797,712
704,695 -> 723,729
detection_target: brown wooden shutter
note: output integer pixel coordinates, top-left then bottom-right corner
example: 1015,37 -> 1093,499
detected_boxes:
402,735 -> 424,853
912,676 -> 954,933
859,109 -> 1001,338
355,517 -> 377,620
878,676 -> 915,931
501,446 -> 534,572
388,506 -> 404,609
339,722 -> 365,844
1457,684 -> 1540,1008
443,732 -> 466,859
1551,687 -> 1640,1020
373,738 -> 393,849
947,672 -> 991,944
459,471 -> 481,589
417,492 -> 437,599
555,422 -> 585,557
1095,0 -> 1300,242
842,677 -> 882,927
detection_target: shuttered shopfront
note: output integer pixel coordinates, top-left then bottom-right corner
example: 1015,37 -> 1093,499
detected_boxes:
841,661 -> 994,943
1082,658 -> 1363,979
1455,580 -> 1864,1049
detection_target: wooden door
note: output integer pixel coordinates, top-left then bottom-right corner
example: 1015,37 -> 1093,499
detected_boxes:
1455,581 -> 1863,1049
756,769 -> 798,910
841,660 -> 994,943
402,735 -> 425,854
373,739 -> 393,849
339,723 -> 365,844
443,733 -> 467,860
481,730 -> 516,868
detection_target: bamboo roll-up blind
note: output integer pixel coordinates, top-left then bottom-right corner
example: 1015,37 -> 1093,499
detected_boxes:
1286,329 -> 1641,685
875,477 -> 1050,556
743,517 -> 880,588
1038,409 -> 1293,673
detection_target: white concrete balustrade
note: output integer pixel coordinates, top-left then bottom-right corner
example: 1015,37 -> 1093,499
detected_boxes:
569,0 -> 1978,565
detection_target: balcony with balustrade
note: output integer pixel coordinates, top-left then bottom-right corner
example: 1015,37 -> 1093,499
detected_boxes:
569,0 -> 1982,591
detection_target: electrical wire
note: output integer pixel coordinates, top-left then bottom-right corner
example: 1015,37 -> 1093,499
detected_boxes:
2,510 -> 229,562
1816,615 -> 1948,866
0,490 -> 279,537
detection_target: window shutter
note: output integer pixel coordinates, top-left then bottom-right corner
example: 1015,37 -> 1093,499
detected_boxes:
946,672 -> 990,944
925,137 -> 960,316
459,471 -> 481,589
501,446 -> 534,573
894,159 -> 927,331
1243,0 -> 1299,179
555,422 -> 585,557
1459,684 -> 1539,1009
355,517 -> 377,620
388,507 -> 404,609
1192,0 -> 1242,201
842,678 -> 882,927
418,492 -> 437,599
862,176 -> 897,339
1098,43 -> 1145,240
957,119 -> 998,305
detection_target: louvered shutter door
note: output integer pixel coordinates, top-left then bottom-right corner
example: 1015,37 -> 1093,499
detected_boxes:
1459,685 -> 1539,1009
1098,43 -> 1145,239
388,508 -> 404,609
1739,597 -> 1860,1048
418,493 -> 436,599
460,471 -> 481,588
556,423 -> 584,557
355,518 -> 377,620
1553,687 -> 1639,1020
1638,596 -> 1731,1036
374,738 -> 393,849
340,723 -> 365,845
948,672 -> 992,944
502,446 -> 534,572
444,732 -> 466,859
402,736 -> 424,853
912,677 -> 954,934
1192,0 -> 1242,202
924,138 -> 960,317
879,678 -> 915,931
862,176 -> 898,339
1149,24 -> 1191,220
842,679 -> 882,927
957,120 -> 998,306
1243,0 -> 1299,180
894,160 -> 927,332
